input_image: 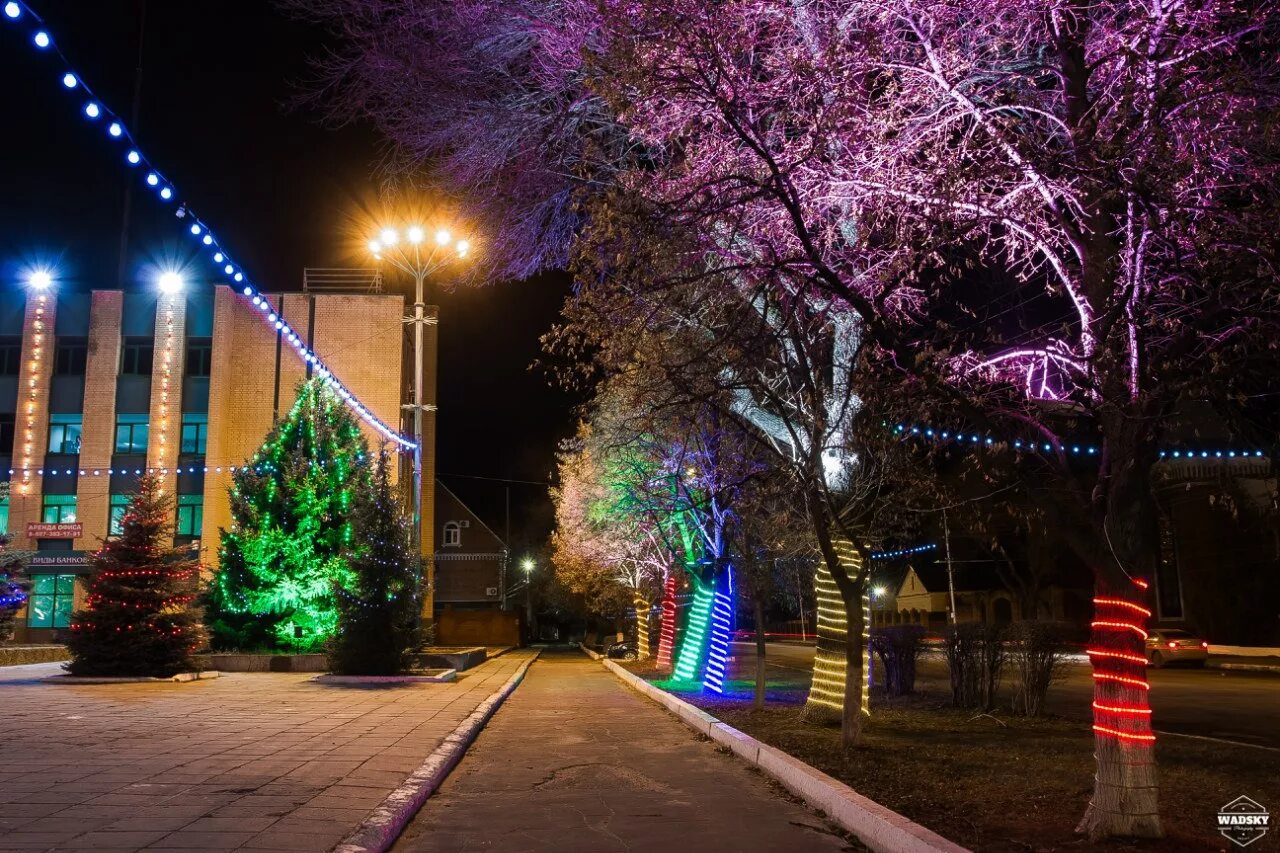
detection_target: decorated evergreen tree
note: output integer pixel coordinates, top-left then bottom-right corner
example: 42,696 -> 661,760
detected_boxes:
0,541 -> 32,646
205,379 -> 370,652
66,475 -> 205,676
329,450 -> 421,674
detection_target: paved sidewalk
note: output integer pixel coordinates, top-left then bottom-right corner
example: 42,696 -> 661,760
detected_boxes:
0,651 -> 536,852
394,649 -> 857,853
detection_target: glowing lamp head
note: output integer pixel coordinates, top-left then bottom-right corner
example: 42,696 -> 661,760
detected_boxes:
61,72 -> 77,89
157,272 -> 184,294
434,228 -> 451,246
367,239 -> 382,254
379,227 -> 399,246
406,226 -> 424,244
521,558 -> 535,574
3,2 -> 20,19
33,30 -> 50,48
26,270 -> 53,290
872,586 -> 886,598
455,239 -> 470,257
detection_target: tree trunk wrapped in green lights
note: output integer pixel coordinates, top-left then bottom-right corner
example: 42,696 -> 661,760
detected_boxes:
204,379 -> 371,652
66,475 -> 206,676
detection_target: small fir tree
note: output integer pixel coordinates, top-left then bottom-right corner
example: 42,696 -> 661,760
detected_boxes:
205,379 -> 371,652
0,538 -> 32,646
329,450 -> 421,675
66,476 -> 205,676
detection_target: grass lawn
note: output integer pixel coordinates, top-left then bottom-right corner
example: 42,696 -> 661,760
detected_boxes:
623,662 -> 1278,852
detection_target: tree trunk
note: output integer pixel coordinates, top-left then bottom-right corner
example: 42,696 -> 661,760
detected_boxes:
634,593 -> 651,660
1076,576 -> 1160,839
840,581 -> 866,749
655,569 -> 679,670
801,529 -> 865,729
753,595 -> 767,710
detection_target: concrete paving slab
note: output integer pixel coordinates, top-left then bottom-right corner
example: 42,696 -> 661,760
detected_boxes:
392,649 -> 859,853
0,651 -> 536,851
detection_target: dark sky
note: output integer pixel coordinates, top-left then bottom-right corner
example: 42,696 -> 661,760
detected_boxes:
0,0 -> 579,552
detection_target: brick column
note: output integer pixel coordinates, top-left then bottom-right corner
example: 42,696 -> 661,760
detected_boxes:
146,293 -> 186,498
9,291 -> 57,550
74,292 -> 124,551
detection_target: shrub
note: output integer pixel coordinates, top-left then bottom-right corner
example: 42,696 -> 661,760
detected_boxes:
1006,620 -> 1071,717
871,624 -> 926,696
944,622 -> 1005,710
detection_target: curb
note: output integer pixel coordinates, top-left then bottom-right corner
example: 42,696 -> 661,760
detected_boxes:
333,651 -> 540,853
44,670 -> 220,684
593,652 -> 968,853
1209,661 -> 1280,673
313,670 -> 457,684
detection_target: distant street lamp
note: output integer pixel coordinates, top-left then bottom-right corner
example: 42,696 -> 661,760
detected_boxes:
522,558 -> 535,642
367,224 -> 470,567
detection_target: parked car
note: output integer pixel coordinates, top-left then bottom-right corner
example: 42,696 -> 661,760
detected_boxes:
1146,628 -> 1209,668
606,640 -> 637,660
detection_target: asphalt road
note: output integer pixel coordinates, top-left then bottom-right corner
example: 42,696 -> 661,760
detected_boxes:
729,641 -> 1280,750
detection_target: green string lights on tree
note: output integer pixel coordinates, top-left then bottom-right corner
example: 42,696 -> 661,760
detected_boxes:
204,379 -> 371,652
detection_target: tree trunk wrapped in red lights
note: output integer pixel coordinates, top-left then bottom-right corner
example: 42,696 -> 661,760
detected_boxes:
655,568 -> 680,670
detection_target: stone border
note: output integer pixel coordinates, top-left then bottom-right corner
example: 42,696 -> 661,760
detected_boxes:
0,644 -> 70,667
333,651 -> 540,853
313,670 -> 457,685
590,649 -> 969,853
44,670 -> 220,684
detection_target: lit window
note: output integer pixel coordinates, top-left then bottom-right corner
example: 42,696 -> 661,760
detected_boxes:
114,414 -> 149,454
0,493 -> 8,535
180,413 -> 208,455
27,574 -> 76,628
109,494 -> 130,536
41,494 -> 77,524
442,521 -> 461,547
176,494 -> 203,537
47,414 -> 83,454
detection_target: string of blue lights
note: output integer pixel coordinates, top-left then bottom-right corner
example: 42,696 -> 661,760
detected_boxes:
1,1 -> 415,451
891,424 -> 1267,461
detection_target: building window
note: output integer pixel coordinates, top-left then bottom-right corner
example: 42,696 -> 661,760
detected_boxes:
109,494 -> 130,536
175,494 -> 202,537
0,413 -> 14,455
27,573 -> 75,628
180,413 -> 208,455
47,414 -> 83,454
41,494 -> 77,524
0,337 -> 21,375
442,521 -> 461,547
114,414 -> 149,454
54,338 -> 88,375
121,337 -> 154,376
186,338 -> 212,377
0,494 -> 8,535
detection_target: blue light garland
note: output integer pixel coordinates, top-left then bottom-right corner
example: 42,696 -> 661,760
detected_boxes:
870,543 -> 936,561
2,2 -> 415,451
891,424 -> 1267,462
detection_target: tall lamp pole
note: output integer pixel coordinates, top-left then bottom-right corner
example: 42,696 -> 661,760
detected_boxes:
521,558 -> 535,642
368,226 -> 470,601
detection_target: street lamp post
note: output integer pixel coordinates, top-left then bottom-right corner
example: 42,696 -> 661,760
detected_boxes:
521,558 -> 535,642
367,226 -> 469,614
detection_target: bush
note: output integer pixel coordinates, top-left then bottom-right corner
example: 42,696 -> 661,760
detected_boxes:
871,624 -> 926,696
944,622 -> 1005,710
1006,620 -> 1070,717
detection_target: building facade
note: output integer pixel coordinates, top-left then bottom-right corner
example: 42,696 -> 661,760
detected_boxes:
431,480 -> 508,609
2,284 -> 431,643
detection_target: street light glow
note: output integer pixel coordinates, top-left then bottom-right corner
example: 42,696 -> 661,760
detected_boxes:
455,239 -> 470,257
368,239 -> 382,254
158,272 -> 184,294
379,227 -> 399,246
406,226 -> 424,244
27,269 -> 53,290
521,558 -> 535,573
434,228 -> 451,246
872,586 -> 886,598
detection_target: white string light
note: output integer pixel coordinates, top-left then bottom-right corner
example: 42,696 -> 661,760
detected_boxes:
891,424 -> 1267,461
2,3 -> 416,451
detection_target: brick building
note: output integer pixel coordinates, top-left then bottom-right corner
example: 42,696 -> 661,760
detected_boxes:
1,283 -> 438,643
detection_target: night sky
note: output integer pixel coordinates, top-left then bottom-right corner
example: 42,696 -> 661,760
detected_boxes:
0,1 -> 580,552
